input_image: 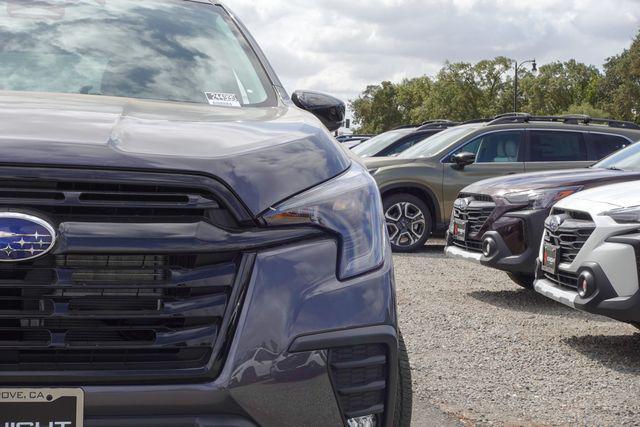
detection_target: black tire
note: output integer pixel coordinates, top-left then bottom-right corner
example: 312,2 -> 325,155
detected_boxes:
507,272 -> 535,289
393,331 -> 413,427
383,193 -> 432,253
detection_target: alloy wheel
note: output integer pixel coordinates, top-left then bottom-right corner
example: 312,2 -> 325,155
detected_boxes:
385,202 -> 427,248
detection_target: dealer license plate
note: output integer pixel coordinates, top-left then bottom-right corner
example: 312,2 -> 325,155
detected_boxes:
0,388 -> 83,427
542,243 -> 560,274
451,219 -> 468,241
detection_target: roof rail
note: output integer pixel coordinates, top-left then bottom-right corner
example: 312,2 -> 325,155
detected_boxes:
417,120 -> 459,130
494,112 -> 531,119
560,114 -> 590,125
420,119 -> 455,125
586,117 -> 640,130
487,113 -> 640,130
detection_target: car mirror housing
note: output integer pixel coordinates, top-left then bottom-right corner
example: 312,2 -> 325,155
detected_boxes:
292,90 -> 345,132
451,152 -> 476,169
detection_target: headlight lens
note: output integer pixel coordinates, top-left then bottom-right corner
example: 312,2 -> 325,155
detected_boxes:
602,206 -> 640,223
263,163 -> 386,279
503,186 -> 582,209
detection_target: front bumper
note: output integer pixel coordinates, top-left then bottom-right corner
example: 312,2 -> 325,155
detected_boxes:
534,232 -> 640,324
444,209 -> 548,275
444,244 -> 482,262
76,239 -> 398,426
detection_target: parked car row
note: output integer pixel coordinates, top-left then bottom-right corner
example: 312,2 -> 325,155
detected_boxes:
336,133 -> 374,149
444,130 -> 640,327
361,113 -> 640,252
352,120 -> 459,157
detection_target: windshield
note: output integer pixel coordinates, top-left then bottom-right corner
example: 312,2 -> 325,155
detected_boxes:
399,124 -> 482,159
0,0 -> 276,106
594,140 -> 640,171
352,129 -> 413,157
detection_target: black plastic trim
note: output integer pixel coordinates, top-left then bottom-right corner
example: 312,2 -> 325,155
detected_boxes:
478,209 -> 548,275
0,165 -> 254,225
379,183 -> 442,225
85,415 -> 257,427
289,325 -> 398,427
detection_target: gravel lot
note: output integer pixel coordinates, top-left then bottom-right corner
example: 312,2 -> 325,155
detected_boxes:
400,240 -> 640,426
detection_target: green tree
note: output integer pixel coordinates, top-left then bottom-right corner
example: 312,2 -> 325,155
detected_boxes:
349,41 -> 638,132
350,82 -> 403,133
562,102 -> 610,118
597,31 -> 640,123
519,60 -> 602,115
350,57 -> 516,131
395,76 -> 433,124
426,57 -> 513,120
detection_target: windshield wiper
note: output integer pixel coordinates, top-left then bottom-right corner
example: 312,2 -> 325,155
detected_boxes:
607,165 -> 625,171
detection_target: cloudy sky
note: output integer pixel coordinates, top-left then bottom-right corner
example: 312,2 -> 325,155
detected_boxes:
227,0 -> 640,104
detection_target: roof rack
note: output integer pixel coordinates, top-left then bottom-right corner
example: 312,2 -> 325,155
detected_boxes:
420,119 -> 455,125
417,120 -> 459,130
493,112 -> 531,119
487,113 -> 640,130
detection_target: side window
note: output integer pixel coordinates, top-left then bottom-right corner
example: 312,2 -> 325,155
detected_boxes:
589,133 -> 630,160
528,131 -> 587,162
452,131 -> 523,163
384,133 -> 431,156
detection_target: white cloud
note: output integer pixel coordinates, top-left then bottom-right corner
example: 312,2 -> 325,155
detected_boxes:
225,0 -> 640,104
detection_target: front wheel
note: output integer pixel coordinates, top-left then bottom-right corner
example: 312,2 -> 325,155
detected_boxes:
393,331 -> 413,427
383,194 -> 432,253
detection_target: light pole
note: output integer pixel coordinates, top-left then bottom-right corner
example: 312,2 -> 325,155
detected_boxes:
514,59 -> 537,112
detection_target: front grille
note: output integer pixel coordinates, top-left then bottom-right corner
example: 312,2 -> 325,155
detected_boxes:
544,270 -> 579,290
0,168 -> 237,225
329,344 -> 388,420
453,198 -> 495,236
452,195 -> 496,252
0,167 -> 261,383
544,213 -> 595,264
0,253 -> 240,372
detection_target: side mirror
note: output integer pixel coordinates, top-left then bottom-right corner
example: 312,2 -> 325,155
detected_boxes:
451,152 -> 476,169
292,90 -> 345,132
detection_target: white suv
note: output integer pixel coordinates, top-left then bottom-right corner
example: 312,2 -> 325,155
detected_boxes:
534,180 -> 640,325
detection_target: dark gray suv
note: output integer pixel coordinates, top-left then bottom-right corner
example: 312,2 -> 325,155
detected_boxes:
0,2 -> 409,426
365,114 -> 640,252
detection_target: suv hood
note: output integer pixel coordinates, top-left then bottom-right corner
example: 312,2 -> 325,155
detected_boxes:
0,91 -> 350,216
463,167 -> 640,198
560,179 -> 640,209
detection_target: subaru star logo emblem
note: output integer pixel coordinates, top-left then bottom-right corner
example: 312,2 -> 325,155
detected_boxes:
454,198 -> 472,210
0,213 -> 56,262
546,215 -> 564,233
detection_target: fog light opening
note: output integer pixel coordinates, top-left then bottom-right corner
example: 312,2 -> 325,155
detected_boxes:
482,238 -> 495,257
577,271 -> 595,298
347,415 -> 377,427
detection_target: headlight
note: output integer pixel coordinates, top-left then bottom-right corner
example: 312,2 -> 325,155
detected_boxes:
602,206 -> 640,223
263,163 -> 386,279
503,186 -> 582,209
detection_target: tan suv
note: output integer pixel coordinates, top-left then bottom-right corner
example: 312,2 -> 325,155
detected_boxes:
364,114 -> 640,252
